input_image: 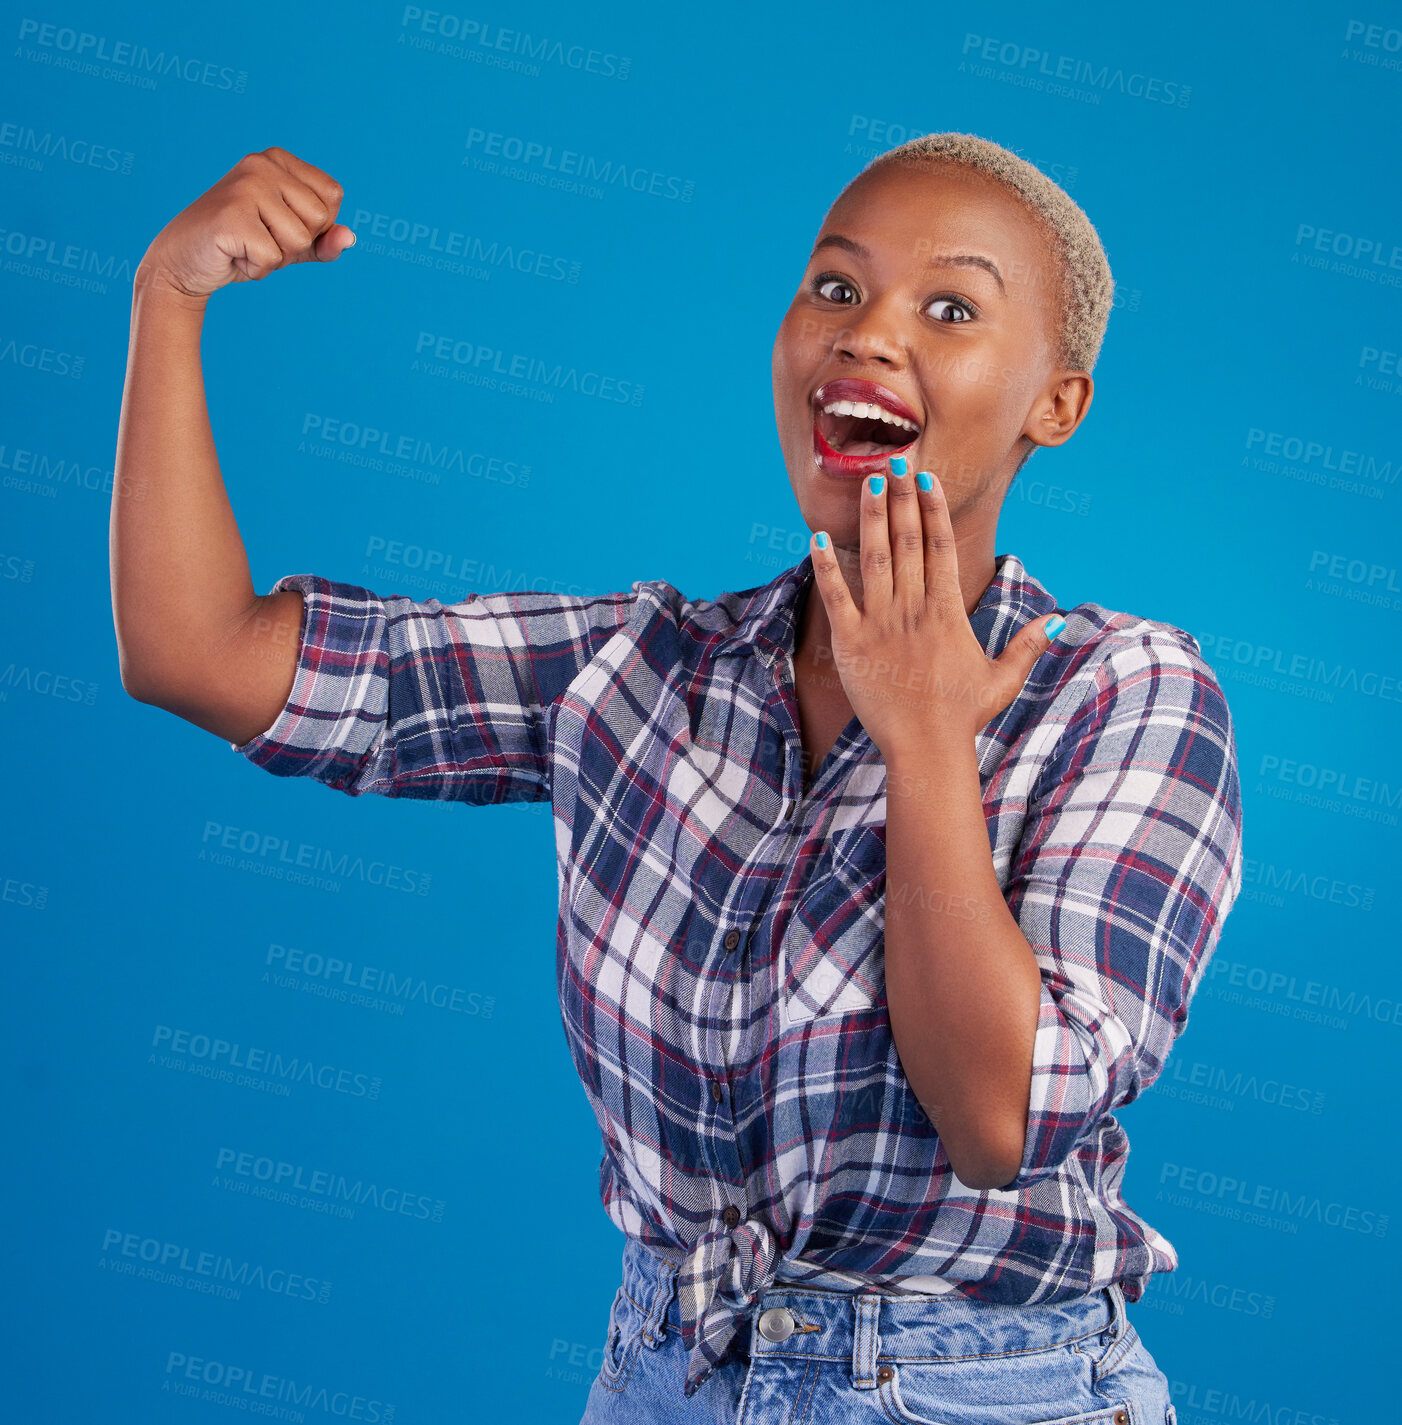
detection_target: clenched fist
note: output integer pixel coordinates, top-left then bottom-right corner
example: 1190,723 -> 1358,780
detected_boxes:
136,146 -> 355,303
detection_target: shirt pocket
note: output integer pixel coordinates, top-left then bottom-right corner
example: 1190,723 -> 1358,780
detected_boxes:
779,823 -> 886,1028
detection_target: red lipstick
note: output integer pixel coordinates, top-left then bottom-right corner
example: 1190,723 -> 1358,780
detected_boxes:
810,378 -> 920,480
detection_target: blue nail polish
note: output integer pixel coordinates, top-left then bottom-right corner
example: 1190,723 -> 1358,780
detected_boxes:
869,475 -> 885,496
1044,615 -> 1066,640
916,471 -> 933,492
889,455 -> 907,476
815,531 -> 829,550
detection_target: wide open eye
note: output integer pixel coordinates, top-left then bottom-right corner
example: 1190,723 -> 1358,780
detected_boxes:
926,296 -> 974,323
813,274 -> 858,304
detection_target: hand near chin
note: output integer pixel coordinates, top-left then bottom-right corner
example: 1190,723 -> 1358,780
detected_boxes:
808,464 -> 1065,762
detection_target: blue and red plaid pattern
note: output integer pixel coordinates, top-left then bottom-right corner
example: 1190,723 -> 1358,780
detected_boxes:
231,551 -> 1244,1398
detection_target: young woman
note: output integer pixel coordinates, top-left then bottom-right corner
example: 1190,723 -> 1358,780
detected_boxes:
112,132 -> 1242,1425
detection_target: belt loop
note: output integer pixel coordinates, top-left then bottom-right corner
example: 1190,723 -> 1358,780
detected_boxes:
641,1254 -> 678,1348
1087,1283 -> 1136,1383
850,1295 -> 882,1389
1106,1281 -> 1127,1341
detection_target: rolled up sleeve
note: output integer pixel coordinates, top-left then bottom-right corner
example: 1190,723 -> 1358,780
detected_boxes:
230,573 -> 646,804
998,632 -> 1244,1191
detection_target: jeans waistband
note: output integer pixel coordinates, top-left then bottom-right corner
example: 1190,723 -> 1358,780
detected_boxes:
619,1235 -> 1132,1382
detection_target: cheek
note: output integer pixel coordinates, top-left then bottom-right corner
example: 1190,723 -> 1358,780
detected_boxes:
781,309 -> 844,369
924,354 -> 1028,429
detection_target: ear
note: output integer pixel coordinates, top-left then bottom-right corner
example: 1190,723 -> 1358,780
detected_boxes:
1022,371 -> 1094,451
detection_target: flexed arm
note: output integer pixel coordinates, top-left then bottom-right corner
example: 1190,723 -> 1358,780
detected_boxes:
110,146 -> 355,745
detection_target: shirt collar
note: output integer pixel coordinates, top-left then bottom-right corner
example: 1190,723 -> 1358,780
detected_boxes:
710,551 -> 1059,669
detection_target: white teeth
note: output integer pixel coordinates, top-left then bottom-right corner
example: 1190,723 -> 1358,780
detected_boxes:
819,398 -> 918,433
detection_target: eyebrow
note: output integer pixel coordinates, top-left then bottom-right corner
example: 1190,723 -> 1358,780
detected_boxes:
810,233 -> 1007,296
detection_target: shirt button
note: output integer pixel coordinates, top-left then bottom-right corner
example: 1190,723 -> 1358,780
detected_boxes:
710,1080 -> 724,1103
721,1204 -> 741,1228
723,929 -> 741,951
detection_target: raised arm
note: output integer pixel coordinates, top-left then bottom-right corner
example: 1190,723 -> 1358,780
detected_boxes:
110,146 -> 355,746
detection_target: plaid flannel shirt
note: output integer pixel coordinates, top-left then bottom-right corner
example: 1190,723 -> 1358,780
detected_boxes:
231,550 -> 1244,1398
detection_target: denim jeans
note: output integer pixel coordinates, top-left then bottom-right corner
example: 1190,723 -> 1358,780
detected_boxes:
579,1236 -> 1177,1424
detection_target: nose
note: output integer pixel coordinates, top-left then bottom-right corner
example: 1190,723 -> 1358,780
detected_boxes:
831,294 -> 906,368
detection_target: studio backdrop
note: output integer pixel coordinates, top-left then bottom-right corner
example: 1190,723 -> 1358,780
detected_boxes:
3,3 -> 1398,1421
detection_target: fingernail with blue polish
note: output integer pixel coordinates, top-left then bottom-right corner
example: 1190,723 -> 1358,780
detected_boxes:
1044,615 -> 1066,640
889,455 -> 907,476
815,531 -> 829,550
869,475 -> 885,495
916,471 -> 933,492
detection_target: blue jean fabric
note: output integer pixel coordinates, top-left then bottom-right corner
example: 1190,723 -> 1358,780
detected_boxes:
580,1236 -> 1178,1424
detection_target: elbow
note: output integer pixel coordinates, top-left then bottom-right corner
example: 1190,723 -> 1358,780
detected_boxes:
118,653 -> 169,707
950,1152 -> 1023,1194
119,664 -> 159,706
943,1119 -> 1026,1193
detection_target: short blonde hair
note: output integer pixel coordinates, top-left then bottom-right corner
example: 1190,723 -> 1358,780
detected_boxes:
843,132 -> 1115,373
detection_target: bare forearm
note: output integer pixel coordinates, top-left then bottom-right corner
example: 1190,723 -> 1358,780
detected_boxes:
110,267 -> 259,696
883,735 -> 1042,1189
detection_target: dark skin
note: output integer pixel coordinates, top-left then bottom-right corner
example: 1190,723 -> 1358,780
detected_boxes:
775,161 -> 1093,785
769,161 -> 1095,1188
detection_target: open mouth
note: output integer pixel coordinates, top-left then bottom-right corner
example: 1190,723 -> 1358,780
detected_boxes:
810,379 -> 920,474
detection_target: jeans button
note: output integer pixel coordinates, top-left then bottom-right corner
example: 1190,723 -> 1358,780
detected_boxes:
757,1307 -> 795,1342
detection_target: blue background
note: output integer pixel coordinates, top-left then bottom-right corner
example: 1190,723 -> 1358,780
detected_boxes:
3,2 -> 1399,1420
